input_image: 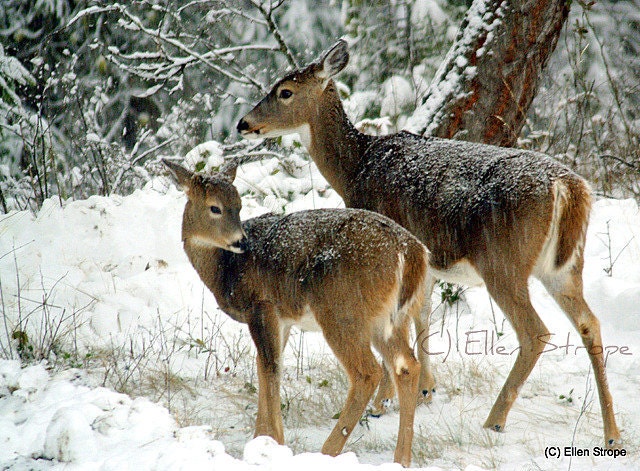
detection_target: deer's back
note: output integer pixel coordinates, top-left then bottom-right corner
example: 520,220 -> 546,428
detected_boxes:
193,208 -> 427,324
245,208 -> 422,286
349,132 -> 583,268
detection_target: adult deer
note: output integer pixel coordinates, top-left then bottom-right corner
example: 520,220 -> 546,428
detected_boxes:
237,40 -> 620,447
163,159 -> 429,466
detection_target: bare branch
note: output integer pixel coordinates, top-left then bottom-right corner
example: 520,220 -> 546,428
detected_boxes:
117,6 -> 265,89
110,136 -> 179,194
251,0 -> 298,69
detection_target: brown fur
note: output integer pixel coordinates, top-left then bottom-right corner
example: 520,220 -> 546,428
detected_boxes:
237,40 -> 620,448
164,159 -> 429,467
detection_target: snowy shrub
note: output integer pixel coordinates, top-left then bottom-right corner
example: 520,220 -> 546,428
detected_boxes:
524,1 -> 640,198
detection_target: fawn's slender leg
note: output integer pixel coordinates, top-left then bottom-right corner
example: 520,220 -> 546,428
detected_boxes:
321,324 -> 382,457
371,365 -> 394,417
371,275 -> 436,415
539,265 -> 620,447
248,302 -> 284,443
482,277 -> 550,432
373,310 -> 421,466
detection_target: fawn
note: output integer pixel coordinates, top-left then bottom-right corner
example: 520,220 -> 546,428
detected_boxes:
164,158 -> 430,466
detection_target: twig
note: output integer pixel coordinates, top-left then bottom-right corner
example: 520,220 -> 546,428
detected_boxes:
596,220 -> 634,277
0,276 -> 15,359
568,367 -> 594,471
251,0 -> 299,69
0,185 -> 8,214
117,6 -> 265,90
0,240 -> 34,263
110,136 -> 179,194
581,8 -> 633,140
599,153 -> 639,171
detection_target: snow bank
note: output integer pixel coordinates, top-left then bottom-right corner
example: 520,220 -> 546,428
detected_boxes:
0,360 -> 467,470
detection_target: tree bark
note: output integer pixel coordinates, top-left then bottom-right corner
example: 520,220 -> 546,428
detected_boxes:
406,0 -> 570,147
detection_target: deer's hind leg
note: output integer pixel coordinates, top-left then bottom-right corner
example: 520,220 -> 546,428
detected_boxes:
371,275 -> 436,416
322,339 -> 382,456
538,262 -> 621,447
372,305 -> 421,466
414,274 -> 437,401
320,326 -> 382,457
370,363 -> 394,417
481,273 -> 550,433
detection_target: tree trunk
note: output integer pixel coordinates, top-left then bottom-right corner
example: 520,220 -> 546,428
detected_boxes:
406,0 -> 570,147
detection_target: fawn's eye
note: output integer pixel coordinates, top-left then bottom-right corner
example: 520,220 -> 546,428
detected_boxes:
279,89 -> 293,99
210,206 -> 222,215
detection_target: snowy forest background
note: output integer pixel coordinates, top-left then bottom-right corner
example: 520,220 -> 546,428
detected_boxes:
1,1 -> 640,470
1,0 -> 639,211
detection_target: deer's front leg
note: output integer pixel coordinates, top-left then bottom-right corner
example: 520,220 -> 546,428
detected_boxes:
248,302 -> 284,444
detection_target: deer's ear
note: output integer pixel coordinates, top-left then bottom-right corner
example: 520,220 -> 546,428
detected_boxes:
219,161 -> 238,182
162,159 -> 193,190
315,39 -> 349,81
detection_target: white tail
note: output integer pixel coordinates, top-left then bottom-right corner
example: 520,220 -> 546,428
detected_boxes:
237,40 -> 620,448
164,159 -> 430,466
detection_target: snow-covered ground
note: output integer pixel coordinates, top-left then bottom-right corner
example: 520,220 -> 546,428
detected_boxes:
0,152 -> 639,470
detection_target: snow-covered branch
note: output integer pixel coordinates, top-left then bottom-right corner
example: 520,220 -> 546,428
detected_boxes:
251,0 -> 298,69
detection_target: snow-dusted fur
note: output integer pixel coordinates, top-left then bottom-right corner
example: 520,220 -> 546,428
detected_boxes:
164,160 -> 428,467
238,40 -> 620,448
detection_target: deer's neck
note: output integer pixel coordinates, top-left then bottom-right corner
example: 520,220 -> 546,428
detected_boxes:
183,240 -> 247,324
307,82 -> 375,202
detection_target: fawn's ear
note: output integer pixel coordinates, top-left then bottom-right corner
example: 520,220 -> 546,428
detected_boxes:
314,39 -> 349,82
219,161 -> 238,182
162,159 -> 193,190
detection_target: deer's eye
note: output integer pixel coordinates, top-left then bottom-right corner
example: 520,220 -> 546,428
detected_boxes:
279,89 -> 293,99
210,206 -> 222,215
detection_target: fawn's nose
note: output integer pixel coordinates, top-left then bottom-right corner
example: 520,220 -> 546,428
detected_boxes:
238,235 -> 249,252
237,118 -> 249,133
230,235 -> 248,253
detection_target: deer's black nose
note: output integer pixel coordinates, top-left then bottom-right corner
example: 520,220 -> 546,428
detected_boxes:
230,235 -> 248,253
237,118 -> 249,133
238,236 -> 249,252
